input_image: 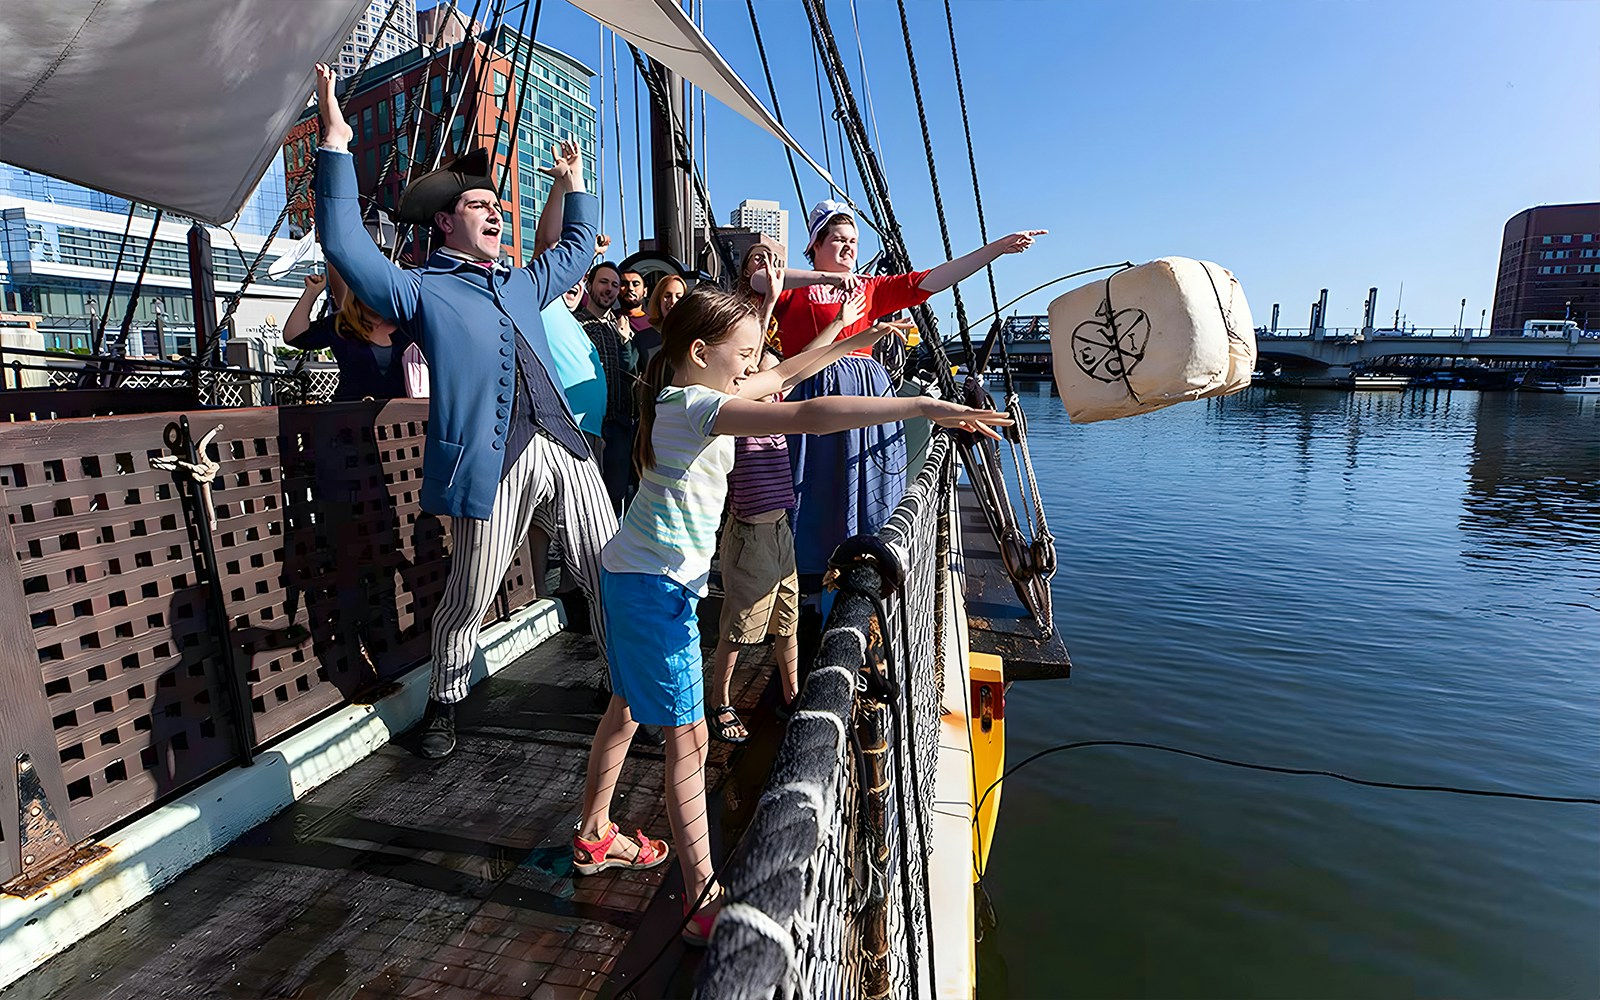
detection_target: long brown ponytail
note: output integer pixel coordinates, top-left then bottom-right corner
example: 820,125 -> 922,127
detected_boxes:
632,287 -> 757,477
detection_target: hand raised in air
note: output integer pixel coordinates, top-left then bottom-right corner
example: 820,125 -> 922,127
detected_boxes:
314,64 -> 353,151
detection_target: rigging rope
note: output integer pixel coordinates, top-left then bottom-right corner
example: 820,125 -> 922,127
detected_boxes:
493,0 -> 544,201
434,0 -> 494,167
975,741 -> 1600,827
611,31 -> 627,253
810,31 -> 830,177
634,67 -> 644,245
802,0 -> 957,396
940,0 -> 1004,374
88,201 -> 139,358
745,0 -> 808,216
893,0 -> 975,370
848,0 -> 888,178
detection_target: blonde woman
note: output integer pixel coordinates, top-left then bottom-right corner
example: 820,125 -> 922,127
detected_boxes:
283,265 -> 416,401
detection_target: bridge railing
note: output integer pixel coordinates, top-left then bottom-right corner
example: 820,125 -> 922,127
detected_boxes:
1257,327 -> 1598,340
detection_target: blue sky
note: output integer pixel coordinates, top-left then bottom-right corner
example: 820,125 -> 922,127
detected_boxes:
502,0 -> 1598,330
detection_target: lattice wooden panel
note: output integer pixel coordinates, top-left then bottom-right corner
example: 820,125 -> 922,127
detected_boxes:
1,401 -> 550,869
1,415 -> 242,837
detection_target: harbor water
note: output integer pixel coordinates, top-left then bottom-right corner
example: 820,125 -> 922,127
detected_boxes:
982,386 -> 1600,999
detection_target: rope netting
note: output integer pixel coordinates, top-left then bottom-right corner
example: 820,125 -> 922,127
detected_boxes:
697,434 -> 953,1000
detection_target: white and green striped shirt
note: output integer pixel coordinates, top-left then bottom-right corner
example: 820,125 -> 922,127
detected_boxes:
601,384 -> 734,593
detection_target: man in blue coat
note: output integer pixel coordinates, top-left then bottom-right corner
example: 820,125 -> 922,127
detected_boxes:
313,64 -> 616,758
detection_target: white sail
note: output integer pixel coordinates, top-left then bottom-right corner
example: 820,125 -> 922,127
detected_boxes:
0,0 -> 370,224
567,0 -> 853,210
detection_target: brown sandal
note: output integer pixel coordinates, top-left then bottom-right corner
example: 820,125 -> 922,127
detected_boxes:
572,822 -> 670,875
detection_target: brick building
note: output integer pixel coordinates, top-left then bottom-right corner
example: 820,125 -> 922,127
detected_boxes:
1490,202 -> 1600,331
283,26 -> 596,264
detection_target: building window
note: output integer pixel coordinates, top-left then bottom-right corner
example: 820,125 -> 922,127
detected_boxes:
494,71 -> 508,96
378,100 -> 389,134
1562,235 -> 1572,243
429,75 -> 443,112
361,106 -> 374,142
1543,236 -> 1552,244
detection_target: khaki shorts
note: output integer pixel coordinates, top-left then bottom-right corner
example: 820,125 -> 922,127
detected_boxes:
718,514 -> 800,644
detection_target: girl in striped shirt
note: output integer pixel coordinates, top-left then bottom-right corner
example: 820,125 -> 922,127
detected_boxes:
570,286 -> 1011,946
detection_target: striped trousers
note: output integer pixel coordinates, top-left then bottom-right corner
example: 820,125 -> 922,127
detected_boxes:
429,435 -> 618,703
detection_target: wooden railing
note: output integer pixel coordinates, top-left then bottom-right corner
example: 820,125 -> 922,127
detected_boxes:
0,401 -> 545,887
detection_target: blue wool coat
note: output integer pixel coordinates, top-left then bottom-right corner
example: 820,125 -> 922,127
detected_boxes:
316,149 -> 597,519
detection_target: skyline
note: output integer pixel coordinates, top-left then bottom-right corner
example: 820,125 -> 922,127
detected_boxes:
501,0 -> 1598,330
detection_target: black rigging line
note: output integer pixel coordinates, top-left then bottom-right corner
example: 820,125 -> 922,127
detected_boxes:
633,66 -> 644,245
104,209 -> 165,364
745,0 -> 808,216
941,0 -> 1014,393
893,0 -> 975,371
493,0 -> 543,201
974,741 -> 1600,824
88,201 -> 139,358
811,32 -> 832,178
441,0 -> 496,161
801,0 -> 959,396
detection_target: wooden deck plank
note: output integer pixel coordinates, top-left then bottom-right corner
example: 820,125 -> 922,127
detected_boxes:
9,630 -> 783,1000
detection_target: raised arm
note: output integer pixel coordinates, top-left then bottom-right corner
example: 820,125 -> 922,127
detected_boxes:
735,316 -> 897,401
522,140 -> 598,307
282,274 -> 327,343
756,260 -> 785,334
796,289 -> 864,355
530,139 -> 581,258
313,64 -> 421,323
918,230 -> 1047,293
714,393 -> 1011,439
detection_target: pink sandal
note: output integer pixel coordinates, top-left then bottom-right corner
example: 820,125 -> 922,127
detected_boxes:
681,888 -> 723,947
572,822 -> 670,875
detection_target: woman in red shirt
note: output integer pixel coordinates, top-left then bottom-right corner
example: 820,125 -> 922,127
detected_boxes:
759,200 -> 1044,584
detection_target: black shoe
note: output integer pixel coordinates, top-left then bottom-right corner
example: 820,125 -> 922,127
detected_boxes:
419,700 -> 457,759
637,725 -> 665,747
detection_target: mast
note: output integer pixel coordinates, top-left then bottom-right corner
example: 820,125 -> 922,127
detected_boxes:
649,61 -> 694,263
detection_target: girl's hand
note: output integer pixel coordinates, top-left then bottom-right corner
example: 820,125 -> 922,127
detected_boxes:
759,261 -> 786,304
302,273 -> 327,296
869,318 -> 913,343
922,399 -> 1013,440
993,230 -> 1047,255
596,233 -> 612,255
314,64 -> 353,151
832,272 -> 864,295
837,291 -> 866,329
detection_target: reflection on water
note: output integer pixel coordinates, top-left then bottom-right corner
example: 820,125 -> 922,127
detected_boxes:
984,386 -> 1600,1000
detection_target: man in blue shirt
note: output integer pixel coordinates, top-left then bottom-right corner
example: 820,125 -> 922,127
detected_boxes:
313,64 -> 615,759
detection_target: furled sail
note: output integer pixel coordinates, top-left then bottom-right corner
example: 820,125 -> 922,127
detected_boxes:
0,0 -> 370,224
567,0 -> 852,210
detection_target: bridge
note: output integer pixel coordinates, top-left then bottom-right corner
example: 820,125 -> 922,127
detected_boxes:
976,317 -> 1600,374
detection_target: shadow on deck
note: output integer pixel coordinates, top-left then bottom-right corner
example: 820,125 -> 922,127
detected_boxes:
9,628 -> 783,1000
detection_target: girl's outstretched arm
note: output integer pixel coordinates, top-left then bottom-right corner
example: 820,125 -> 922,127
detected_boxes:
714,393 -> 1011,439
750,267 -> 863,297
919,230 -> 1047,293
734,315 -> 899,400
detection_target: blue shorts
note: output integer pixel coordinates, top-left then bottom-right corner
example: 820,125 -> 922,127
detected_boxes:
600,568 -> 704,727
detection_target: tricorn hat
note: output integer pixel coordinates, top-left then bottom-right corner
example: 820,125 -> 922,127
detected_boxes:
395,148 -> 496,224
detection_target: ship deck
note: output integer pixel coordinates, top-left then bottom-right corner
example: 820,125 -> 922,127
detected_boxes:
8,627 -> 782,1000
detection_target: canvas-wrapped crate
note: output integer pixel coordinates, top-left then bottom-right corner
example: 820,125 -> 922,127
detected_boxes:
1050,257 -> 1256,423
